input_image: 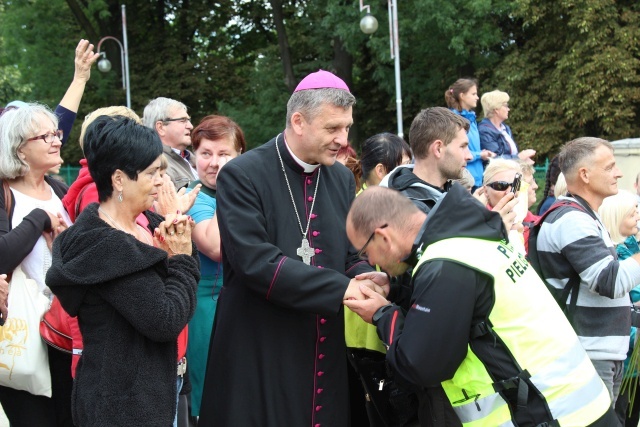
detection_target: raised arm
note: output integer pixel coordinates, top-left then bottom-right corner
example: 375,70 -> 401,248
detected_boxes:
57,40 -> 100,145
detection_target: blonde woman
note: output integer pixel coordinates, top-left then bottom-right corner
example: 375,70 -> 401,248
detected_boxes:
479,90 -> 535,164
599,190 -> 640,427
482,158 -> 526,252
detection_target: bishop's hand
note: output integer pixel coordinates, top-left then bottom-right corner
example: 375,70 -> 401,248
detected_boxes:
354,271 -> 389,297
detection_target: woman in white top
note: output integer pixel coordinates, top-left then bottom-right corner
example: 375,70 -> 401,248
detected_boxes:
0,103 -> 71,426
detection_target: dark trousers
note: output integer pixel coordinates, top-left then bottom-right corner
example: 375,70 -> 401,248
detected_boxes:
588,406 -> 623,427
614,379 -> 640,427
0,346 -> 74,427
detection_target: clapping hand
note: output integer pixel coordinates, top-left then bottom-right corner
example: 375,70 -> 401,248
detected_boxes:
154,174 -> 202,216
43,212 -> 69,252
153,211 -> 195,257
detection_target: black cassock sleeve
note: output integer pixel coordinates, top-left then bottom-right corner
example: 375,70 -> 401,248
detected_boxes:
216,161 -> 372,316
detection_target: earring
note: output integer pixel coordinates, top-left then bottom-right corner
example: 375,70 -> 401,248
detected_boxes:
118,191 -> 123,203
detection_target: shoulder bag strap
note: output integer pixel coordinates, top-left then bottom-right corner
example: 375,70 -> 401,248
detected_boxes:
2,179 -> 11,219
2,179 -> 13,283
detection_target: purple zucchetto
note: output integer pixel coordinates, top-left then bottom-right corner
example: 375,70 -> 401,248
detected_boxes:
294,70 -> 350,93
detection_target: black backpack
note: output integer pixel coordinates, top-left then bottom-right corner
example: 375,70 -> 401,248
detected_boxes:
527,199 -> 596,323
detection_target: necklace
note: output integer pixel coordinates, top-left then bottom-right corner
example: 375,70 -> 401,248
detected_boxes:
98,207 -> 152,246
275,133 -> 320,265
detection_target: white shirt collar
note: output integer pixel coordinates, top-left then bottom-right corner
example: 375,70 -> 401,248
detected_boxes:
283,135 -> 321,173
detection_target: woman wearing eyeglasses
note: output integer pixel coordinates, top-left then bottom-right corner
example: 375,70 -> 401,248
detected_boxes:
0,104 -> 72,426
479,90 -> 536,165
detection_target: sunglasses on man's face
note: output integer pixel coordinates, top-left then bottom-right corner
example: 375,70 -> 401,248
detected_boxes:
486,181 -> 512,191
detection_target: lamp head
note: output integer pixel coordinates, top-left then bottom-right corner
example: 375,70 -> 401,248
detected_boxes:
360,13 -> 378,34
98,57 -> 112,73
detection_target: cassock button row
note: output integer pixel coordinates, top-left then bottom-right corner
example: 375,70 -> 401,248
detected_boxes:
315,424 -> 321,427
320,318 -> 326,324
317,388 -> 323,394
315,405 -> 322,412
318,354 -> 325,359
320,337 -> 326,342
315,248 -> 322,254
317,371 -> 324,376
312,231 -> 320,237
308,196 -> 314,202
311,214 -> 318,219
317,266 -> 324,269
307,178 -> 313,185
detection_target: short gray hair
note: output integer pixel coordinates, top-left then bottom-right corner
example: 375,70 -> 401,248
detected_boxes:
0,103 -> 58,179
286,88 -> 355,128
142,97 -> 188,129
558,137 -> 613,180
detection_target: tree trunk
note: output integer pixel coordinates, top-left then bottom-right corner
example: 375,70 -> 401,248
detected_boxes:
332,37 -> 358,145
64,0 -> 100,42
269,0 -> 296,93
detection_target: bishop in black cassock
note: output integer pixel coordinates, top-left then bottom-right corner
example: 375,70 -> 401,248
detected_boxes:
198,71 -> 380,427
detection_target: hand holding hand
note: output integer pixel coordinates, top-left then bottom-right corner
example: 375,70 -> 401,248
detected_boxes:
52,213 -> 69,238
343,285 -> 390,324
43,212 -> 68,252
154,212 -> 195,256
354,271 -> 390,297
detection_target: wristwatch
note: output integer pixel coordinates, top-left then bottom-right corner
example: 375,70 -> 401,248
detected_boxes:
372,303 -> 396,326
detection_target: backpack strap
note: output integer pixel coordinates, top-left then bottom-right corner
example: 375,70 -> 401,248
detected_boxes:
529,199 -> 591,323
74,185 -> 90,220
2,180 -> 13,283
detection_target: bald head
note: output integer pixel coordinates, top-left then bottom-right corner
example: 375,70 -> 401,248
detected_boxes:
348,186 -> 422,236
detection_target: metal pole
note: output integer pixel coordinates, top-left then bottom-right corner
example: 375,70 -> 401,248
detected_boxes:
390,0 -> 403,138
121,5 -> 131,109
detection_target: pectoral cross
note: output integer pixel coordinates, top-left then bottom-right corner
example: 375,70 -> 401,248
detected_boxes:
297,238 -> 315,265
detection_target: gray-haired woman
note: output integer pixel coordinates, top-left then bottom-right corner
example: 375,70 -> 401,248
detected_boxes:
0,104 -> 71,426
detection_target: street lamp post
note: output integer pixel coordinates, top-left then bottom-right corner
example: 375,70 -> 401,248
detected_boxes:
359,0 -> 403,138
96,5 -> 131,108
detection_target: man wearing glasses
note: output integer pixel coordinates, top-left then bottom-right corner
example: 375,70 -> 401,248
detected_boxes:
345,186 -> 617,427
143,97 -> 196,189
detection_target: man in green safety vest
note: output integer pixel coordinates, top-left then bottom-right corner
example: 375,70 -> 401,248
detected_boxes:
344,185 -> 618,427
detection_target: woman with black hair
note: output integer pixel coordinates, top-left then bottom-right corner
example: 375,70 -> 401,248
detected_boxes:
46,116 -> 199,426
537,155 -> 561,215
356,132 -> 411,193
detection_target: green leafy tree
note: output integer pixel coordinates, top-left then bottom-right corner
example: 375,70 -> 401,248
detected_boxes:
489,0 -> 640,156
